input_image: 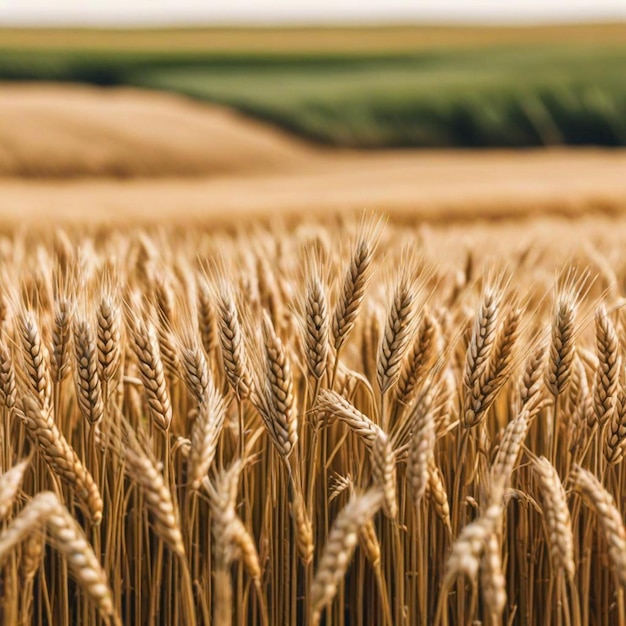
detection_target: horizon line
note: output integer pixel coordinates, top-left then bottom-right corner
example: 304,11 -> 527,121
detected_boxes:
1,17 -> 626,29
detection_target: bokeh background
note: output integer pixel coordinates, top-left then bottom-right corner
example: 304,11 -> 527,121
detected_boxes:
0,1 -> 625,225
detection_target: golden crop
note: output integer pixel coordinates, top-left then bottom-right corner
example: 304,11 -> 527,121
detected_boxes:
0,214 -> 624,625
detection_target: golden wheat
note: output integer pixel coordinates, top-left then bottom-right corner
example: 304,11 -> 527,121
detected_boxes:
0,217 -> 625,625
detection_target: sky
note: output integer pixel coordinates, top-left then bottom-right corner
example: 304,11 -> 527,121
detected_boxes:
0,0 -> 625,26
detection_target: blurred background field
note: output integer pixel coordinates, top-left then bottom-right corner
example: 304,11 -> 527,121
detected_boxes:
0,21 -> 625,227
1,24 -> 626,148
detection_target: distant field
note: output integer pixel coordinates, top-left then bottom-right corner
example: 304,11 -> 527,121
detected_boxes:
1,24 -> 626,147
130,46 -> 626,147
2,23 -> 626,53
0,84 -> 313,178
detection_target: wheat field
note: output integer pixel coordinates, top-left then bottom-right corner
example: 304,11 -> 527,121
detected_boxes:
0,214 -> 626,625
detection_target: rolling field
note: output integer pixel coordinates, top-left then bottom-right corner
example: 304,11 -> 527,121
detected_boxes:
0,84 -> 311,178
0,84 -> 625,229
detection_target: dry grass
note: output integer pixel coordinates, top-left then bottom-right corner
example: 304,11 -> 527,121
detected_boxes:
3,213 -> 626,626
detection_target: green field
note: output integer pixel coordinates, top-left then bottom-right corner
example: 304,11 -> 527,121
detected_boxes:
2,25 -> 626,148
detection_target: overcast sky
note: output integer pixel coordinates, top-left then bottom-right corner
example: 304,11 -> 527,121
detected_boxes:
1,0 -> 625,27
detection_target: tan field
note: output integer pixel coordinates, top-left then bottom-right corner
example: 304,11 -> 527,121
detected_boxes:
2,23 -> 626,52
0,84 -> 312,178
1,84 -> 626,229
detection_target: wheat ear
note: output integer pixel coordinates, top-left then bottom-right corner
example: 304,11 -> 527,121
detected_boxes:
16,396 -> 103,524
51,296 -> 73,384
310,488 -> 384,624
519,341 -> 546,415
122,433 -> 185,557
593,305 -> 620,425
480,532 -> 506,622
372,430 -> 397,519
490,409 -> 530,493
317,389 -> 382,448
252,312 -> 297,458
303,269 -> 330,381
0,491 -> 116,620
408,392 -> 436,507
17,309 -> 52,411
532,456 -> 575,579
188,378 -> 227,489
129,318 -> 172,432
197,280 -> 217,358
376,272 -> 418,394
462,285 -> 500,427
572,465 -> 626,586
0,458 -> 29,520
395,311 -> 438,411
332,220 -> 379,354
46,499 -> 116,620
73,318 -> 105,426
216,285 -> 253,400
0,492 -> 59,564
605,385 -> 626,464
546,292 -> 577,397
179,340 -> 211,407
96,287 -> 122,391
445,500 -> 503,581
0,334 -> 16,410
